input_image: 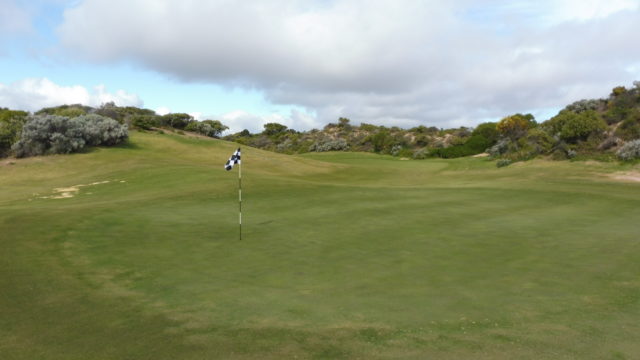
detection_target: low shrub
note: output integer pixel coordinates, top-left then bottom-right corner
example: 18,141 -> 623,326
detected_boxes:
488,138 -> 511,157
0,109 -> 28,157
309,138 -> 349,152
614,111 -> 640,141
131,115 -> 159,130
395,148 -> 414,158
412,148 -> 428,159
616,140 -> 640,161
430,133 -> 493,159
544,110 -> 607,143
597,136 -> 621,151
390,144 -> 403,156
496,159 -> 512,167
185,120 -> 228,138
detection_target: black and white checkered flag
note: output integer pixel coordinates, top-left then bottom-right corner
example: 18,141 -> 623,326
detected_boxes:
225,148 -> 241,171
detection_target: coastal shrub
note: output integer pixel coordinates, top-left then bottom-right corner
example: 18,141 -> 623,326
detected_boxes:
521,127 -> 554,155
603,85 -> 639,124
390,144 -> 403,156
35,104 -> 92,117
185,120 -> 228,138
276,140 -> 291,152
544,110 -> 606,143
430,134 -> 491,158
598,136 -> 621,151
564,99 -> 603,113
497,113 -> 536,139
369,130 -> 393,153
79,114 -> 129,146
616,140 -> 640,161
131,115 -> 159,130
496,159 -> 512,167
14,115 -> 85,157
412,148 -> 428,159
488,138 -> 511,157
472,122 -> 500,143
614,110 -> 640,141
262,123 -> 288,136
414,134 -> 430,147
309,138 -> 349,152
12,114 -> 128,158
0,108 -> 28,157
160,113 -> 193,129
94,102 -> 156,124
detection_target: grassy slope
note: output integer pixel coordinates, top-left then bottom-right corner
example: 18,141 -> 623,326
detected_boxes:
1,131 -> 639,359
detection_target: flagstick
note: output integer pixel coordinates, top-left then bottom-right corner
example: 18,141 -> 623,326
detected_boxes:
239,156 -> 242,241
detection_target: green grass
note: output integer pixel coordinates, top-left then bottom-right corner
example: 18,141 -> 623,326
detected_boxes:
1,131 -> 640,359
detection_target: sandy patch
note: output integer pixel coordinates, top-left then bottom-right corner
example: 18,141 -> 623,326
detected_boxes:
609,172 -> 640,183
472,153 -> 489,158
39,180 -> 121,199
49,186 -> 80,199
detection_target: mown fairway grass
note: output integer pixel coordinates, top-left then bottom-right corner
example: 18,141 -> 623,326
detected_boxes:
1,131 -> 639,359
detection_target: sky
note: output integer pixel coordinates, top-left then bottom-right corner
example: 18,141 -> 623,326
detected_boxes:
1,0 -> 639,133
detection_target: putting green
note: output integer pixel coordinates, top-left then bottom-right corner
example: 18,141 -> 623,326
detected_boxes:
1,131 -> 639,359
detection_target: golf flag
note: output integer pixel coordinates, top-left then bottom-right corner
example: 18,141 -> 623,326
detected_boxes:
224,147 -> 243,240
225,148 -> 241,171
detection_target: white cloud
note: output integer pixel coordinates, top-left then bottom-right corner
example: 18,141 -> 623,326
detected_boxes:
217,108 -> 320,134
0,77 -> 143,111
155,106 -> 171,115
0,0 -> 32,35
56,0 -> 640,128
545,0 -> 639,23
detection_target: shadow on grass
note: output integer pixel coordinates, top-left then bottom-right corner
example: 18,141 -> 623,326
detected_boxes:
74,140 -> 142,155
113,140 -> 142,150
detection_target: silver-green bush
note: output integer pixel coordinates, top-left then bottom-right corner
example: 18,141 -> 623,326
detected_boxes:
80,114 -> 129,146
309,138 -> 349,152
12,114 -> 127,158
616,139 -> 640,161
412,148 -> 428,159
488,138 -> 510,157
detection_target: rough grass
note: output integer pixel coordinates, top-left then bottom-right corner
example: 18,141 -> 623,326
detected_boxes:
1,131 -> 640,359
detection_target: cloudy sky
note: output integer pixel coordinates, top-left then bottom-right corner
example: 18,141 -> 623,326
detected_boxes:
1,0 -> 639,133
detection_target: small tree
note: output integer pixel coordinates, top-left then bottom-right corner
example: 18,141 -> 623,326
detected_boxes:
201,120 -> 228,137
611,86 -> 627,97
130,115 -> 160,130
262,123 -> 288,136
337,117 -> 352,132
160,113 -> 194,129
370,130 -> 391,153
472,122 -> 499,143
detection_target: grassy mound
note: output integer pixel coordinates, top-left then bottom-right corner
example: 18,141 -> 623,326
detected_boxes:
1,131 -> 639,359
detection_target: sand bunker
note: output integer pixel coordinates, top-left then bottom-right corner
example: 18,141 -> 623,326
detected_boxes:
40,180 -> 119,199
